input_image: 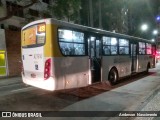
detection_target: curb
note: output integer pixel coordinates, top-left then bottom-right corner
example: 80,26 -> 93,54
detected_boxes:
0,76 -> 22,87
0,76 -> 21,79
134,84 -> 160,111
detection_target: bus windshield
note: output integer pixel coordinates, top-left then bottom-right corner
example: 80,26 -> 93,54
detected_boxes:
22,23 -> 46,48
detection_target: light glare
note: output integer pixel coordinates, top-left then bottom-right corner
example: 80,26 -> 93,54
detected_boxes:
111,38 -> 117,45
153,30 -> 158,35
141,24 -> 148,31
156,16 -> 160,21
64,30 -> 72,40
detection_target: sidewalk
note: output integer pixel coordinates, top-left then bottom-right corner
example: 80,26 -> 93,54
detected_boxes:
0,76 -> 22,87
133,91 -> 160,120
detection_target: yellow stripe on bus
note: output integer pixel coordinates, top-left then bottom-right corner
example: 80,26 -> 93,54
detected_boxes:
44,24 -> 63,57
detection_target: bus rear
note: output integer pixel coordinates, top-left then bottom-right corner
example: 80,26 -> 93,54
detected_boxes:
21,19 -> 55,91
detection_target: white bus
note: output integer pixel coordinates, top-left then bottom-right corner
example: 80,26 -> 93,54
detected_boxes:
21,18 -> 156,91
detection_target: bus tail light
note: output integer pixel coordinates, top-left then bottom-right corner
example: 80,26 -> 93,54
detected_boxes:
44,58 -> 51,80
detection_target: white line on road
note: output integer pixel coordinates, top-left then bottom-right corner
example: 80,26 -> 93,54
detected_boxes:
0,83 -> 23,89
11,87 -> 35,93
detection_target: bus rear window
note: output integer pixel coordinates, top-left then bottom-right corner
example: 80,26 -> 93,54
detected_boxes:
22,24 -> 46,48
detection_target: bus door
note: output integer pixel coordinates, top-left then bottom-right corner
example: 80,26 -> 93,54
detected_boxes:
130,43 -> 138,73
88,36 -> 101,83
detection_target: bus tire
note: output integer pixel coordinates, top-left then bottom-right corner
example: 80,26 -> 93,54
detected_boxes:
108,68 -> 118,85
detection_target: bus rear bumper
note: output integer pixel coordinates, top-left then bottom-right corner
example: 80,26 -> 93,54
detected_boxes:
22,74 -> 56,91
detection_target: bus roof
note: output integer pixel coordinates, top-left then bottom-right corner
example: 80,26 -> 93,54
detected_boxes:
22,18 -> 154,44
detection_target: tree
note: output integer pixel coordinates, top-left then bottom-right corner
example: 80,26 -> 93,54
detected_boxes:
127,0 -> 157,39
80,0 -> 128,33
47,0 -> 81,23
101,0 -> 125,32
0,0 -> 82,25
0,0 -> 39,22
80,0 -> 89,26
80,0 -> 157,39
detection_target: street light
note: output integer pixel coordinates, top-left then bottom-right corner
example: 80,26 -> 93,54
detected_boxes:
156,16 -> 160,21
141,24 -> 148,31
151,39 -> 155,42
153,30 -> 158,35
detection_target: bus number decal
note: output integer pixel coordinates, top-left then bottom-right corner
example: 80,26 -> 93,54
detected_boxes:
37,24 -> 45,33
35,64 -> 39,70
34,54 -> 42,59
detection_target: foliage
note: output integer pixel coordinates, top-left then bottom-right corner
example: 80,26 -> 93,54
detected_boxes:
80,0 -> 89,26
80,0 -> 125,31
0,0 -> 2,6
80,0 -> 157,39
0,0 -> 39,22
0,0 -> 158,39
0,0 -> 81,24
48,0 -> 81,22
126,0 -> 156,39
102,0 -> 125,32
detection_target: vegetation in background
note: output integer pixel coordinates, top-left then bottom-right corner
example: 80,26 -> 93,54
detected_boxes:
47,0 -> 81,23
0,0 -> 39,22
0,0 -> 159,39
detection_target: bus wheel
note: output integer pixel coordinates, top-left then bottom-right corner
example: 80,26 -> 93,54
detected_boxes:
108,68 -> 118,85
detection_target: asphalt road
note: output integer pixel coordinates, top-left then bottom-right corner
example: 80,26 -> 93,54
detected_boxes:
0,82 -> 33,97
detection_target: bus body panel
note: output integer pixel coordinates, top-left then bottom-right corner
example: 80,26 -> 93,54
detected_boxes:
53,57 -> 89,90
113,56 -> 131,77
22,74 -> 56,91
102,54 -> 154,82
51,24 -> 63,57
22,47 -> 44,79
44,24 -> 62,58
102,56 -> 132,81
137,55 -> 153,72
21,20 -> 56,90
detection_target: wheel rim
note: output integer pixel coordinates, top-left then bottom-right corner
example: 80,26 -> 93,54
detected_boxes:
109,70 -> 117,83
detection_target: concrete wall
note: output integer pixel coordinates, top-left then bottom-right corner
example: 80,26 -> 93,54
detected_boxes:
5,30 -> 21,76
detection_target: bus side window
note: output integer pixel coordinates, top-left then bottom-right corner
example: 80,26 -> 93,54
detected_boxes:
119,39 -> 129,55
65,47 -> 70,55
119,47 -> 125,54
103,46 -> 110,55
143,49 -> 146,54
74,44 -> 85,55
139,49 -> 142,54
61,47 -> 66,54
75,47 -> 79,55
58,29 -> 85,56
111,46 -> 117,55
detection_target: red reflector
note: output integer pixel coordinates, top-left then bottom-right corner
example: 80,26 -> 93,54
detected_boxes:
44,58 -> 51,80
